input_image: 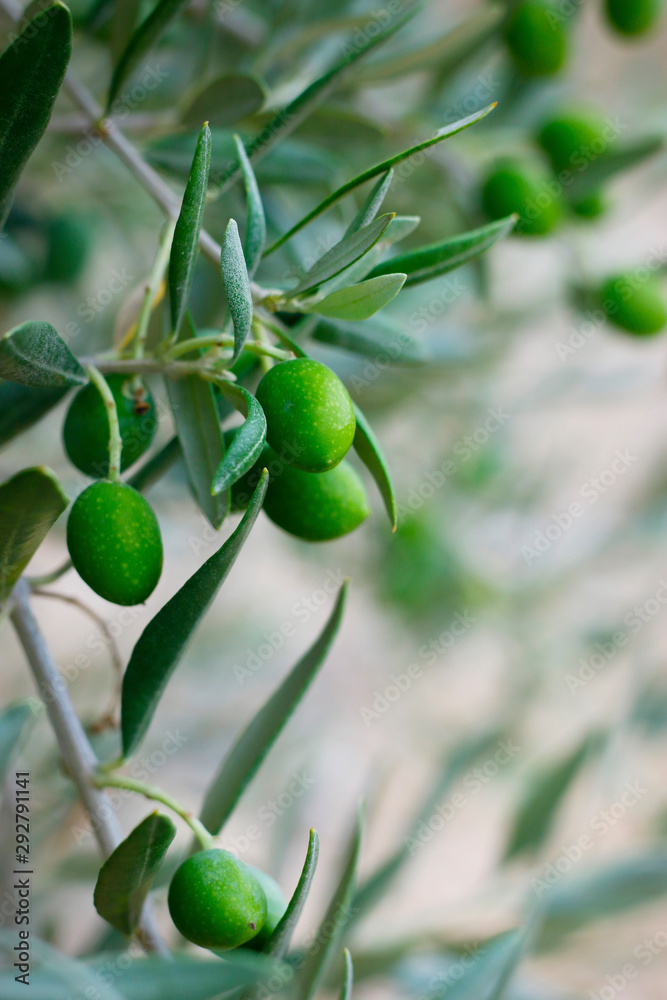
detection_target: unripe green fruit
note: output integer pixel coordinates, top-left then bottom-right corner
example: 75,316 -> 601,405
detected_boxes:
504,1 -> 567,77
245,868 -> 287,950
255,358 -> 356,473
168,849 -> 267,951
537,109 -> 610,175
45,214 -> 89,284
571,191 -> 607,219
600,273 -> 667,335
481,160 -> 561,237
67,480 -> 163,605
63,375 -> 156,478
605,0 -> 663,36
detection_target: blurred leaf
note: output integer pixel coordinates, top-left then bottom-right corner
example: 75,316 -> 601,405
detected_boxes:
126,435 -> 181,493
0,467 -> 68,605
569,136 -> 665,200
221,219 -> 253,365
120,472 -> 268,758
93,812 -> 176,935
211,383 -> 266,494
429,929 -> 527,1000
107,0 -> 189,110
293,808 -> 362,1000
310,316 -> 425,363
308,274 -> 406,321
265,104 -> 496,255
0,702 -> 34,784
344,169 -> 393,236
0,4 -> 72,228
169,124 -> 211,336
367,216 -> 517,287
0,321 -> 86,387
199,583 -> 347,834
339,949 -> 354,1000
0,381 -> 67,448
382,215 -> 421,245
0,932 -> 124,999
352,403 -> 397,531
292,215 -> 394,296
181,75 -> 265,128
234,134 -> 266,277
266,828 -> 320,958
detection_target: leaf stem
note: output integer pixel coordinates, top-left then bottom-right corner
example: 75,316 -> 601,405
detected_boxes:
134,219 -> 176,360
85,366 -> 123,481
163,333 -> 290,363
92,772 -> 216,851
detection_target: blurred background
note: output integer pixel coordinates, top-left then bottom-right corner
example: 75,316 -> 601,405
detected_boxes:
1,0 -> 667,997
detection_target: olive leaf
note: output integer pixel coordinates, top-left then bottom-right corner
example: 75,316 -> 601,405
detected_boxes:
120,472 -> 268,759
265,104 -> 496,255
0,936 -> 125,1000
0,3 -> 72,229
0,321 -> 86,387
0,381 -> 68,448
344,169 -> 393,236
0,467 -> 69,605
221,219 -> 253,365
568,135 -> 665,200
127,436 -> 181,493
211,383 -> 266,494
107,0 -> 190,110
0,702 -> 35,785
352,404 -> 397,531
435,928 -> 528,1000
265,828 -> 320,958
169,124 -> 212,337
311,317 -> 425,363
307,274 -> 406,322
199,583 -> 347,835
181,75 -> 265,128
93,812 -> 176,936
291,215 -> 394,297
339,950 -> 354,1000
367,215 -> 517,286
234,134 -> 266,277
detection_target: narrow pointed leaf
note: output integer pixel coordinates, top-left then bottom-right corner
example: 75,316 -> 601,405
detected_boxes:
200,583 -> 347,834
344,169 -> 393,236
181,75 -> 265,128
0,702 -> 34,784
569,136 -> 665,200
234,134 -> 266,276
169,124 -> 212,336
221,219 -> 253,365
339,950 -> 353,1000
0,321 -> 86,387
0,381 -> 68,448
94,812 -> 176,935
265,104 -> 496,255
382,215 -> 421,245
439,928 -> 527,1000
311,317 -> 424,363
0,3 -> 72,228
352,404 -> 396,531
291,215 -> 393,296
367,216 -> 516,286
308,274 -> 406,321
266,829 -> 320,958
211,383 -> 266,494
294,809 -> 362,1000
107,0 -> 190,110
121,472 -> 268,758
0,467 -> 68,605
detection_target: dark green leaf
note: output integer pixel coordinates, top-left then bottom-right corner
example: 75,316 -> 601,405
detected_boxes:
0,467 -> 68,605
93,812 -> 176,935
568,136 -> 665,200
221,219 -> 253,365
367,216 -> 517,287
169,124 -> 212,336
235,134 -> 266,277
308,274 -> 406,321
0,4 -> 72,228
120,472 -> 268,758
0,381 -> 67,448
181,75 -> 265,128
199,583 -> 347,834
266,828 -> 320,958
0,321 -> 86,387
344,169 -> 393,236
293,808 -> 362,1000
291,214 -> 394,296
0,702 -> 34,784
265,104 -> 496,255
107,0 -> 190,110
211,383 -> 266,494
339,949 -> 353,1000
352,403 -> 396,531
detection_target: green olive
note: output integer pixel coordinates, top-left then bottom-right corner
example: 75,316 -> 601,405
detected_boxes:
600,273 -> 667,335
44,214 -> 90,285
605,0 -> 663,36
66,480 -> 163,605
504,1 -> 567,77
244,868 -> 287,950
255,358 -> 356,473
168,849 -> 266,951
63,374 -> 156,478
481,159 -> 562,237
537,109 -> 610,175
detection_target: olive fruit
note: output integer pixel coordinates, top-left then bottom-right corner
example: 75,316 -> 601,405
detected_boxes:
44,214 -> 89,285
604,0 -> 663,36
255,358 -> 356,473
504,1 -> 567,77
64,375 -> 156,478
537,109 -> 611,219
600,273 -> 667,336
66,480 -> 163,605
481,159 -> 562,237
168,849 -> 266,951
245,868 -> 287,950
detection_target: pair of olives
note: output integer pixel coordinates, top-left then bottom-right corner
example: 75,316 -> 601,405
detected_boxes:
167,848 -> 286,951
64,375 -> 163,606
